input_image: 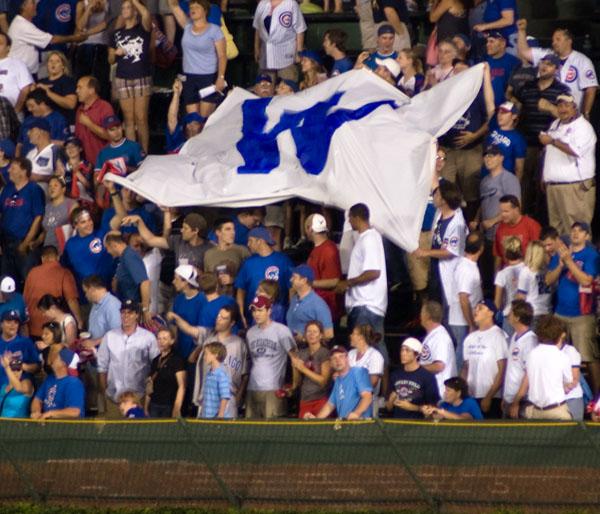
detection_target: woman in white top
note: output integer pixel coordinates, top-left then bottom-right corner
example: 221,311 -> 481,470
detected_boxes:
516,241 -> 552,321
36,294 -> 78,347
494,236 -> 524,337
348,324 -> 385,400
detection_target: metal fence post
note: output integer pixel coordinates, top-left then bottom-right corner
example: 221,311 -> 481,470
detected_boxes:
176,418 -> 242,509
374,419 -> 441,513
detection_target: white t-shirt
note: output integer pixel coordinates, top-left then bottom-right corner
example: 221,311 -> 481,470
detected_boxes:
8,15 -> 53,74
531,48 -> 598,109
542,115 -> 596,183
517,267 -> 552,315
448,257 -> 482,326
463,325 -> 508,399
420,325 -> 457,394
348,346 -> 384,396
526,344 -> 572,408
0,56 -> 33,107
562,344 -> 583,400
345,227 -> 388,316
27,143 -> 60,178
494,262 -> 525,316
503,329 -> 538,403
143,248 -> 162,315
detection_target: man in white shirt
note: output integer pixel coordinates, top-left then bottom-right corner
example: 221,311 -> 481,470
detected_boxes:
0,31 -> 33,112
449,231 -> 484,370
511,314 -> 573,420
541,94 -> 597,236
516,19 -> 598,118
25,117 -> 61,191
8,0 -> 86,76
462,299 -> 508,418
420,300 -> 457,394
503,299 -> 537,418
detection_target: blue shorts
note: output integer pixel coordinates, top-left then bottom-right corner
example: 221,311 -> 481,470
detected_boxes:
182,72 -> 219,105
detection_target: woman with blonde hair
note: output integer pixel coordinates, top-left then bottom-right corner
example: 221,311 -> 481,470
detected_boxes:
516,241 -> 552,321
397,48 -> 425,97
298,50 -> 327,90
493,235 -> 524,336
36,50 -> 78,125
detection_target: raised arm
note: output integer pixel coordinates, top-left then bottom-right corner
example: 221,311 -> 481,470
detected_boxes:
168,0 -> 188,29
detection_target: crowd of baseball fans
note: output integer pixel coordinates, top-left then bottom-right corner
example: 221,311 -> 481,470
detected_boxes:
0,0 -> 599,422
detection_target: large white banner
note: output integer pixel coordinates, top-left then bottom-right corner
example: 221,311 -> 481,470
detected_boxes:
108,65 -> 484,251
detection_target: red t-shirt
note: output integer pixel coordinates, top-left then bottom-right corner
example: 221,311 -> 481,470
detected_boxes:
494,215 -> 541,263
307,239 -> 342,321
75,98 -> 114,166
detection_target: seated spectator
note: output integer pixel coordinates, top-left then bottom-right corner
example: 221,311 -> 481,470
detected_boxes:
145,327 -> 186,418
397,48 -> 425,97
422,376 -> 483,420
373,58 -> 401,86
305,345 -> 373,420
37,294 -> 78,347
298,50 -> 327,90
462,300 -> 508,418
387,338 -> 440,419
322,29 -> 352,76
36,50 -> 77,125
24,118 -> 65,192
94,115 -> 145,176
30,344 -> 85,419
275,78 -> 299,96
35,176 -> 78,250
252,74 -> 275,98
0,30 -> 33,112
0,352 -> 33,417
493,236 -> 524,336
200,341 -> 231,418
484,101 -> 526,179
516,241 -> 552,321
118,390 -> 146,418
24,246 -> 80,339
290,320 -> 331,418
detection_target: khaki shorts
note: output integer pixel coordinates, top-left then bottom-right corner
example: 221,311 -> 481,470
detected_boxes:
546,179 -> 595,237
406,230 -> 432,291
556,314 -> 599,362
441,145 -> 483,203
524,403 -> 572,421
245,390 -> 287,419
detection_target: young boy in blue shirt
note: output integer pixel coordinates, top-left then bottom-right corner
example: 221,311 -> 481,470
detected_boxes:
201,342 -> 231,419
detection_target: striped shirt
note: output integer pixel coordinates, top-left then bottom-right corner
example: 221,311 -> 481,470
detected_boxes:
202,365 -> 231,418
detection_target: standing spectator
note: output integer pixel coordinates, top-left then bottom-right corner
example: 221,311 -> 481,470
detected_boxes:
322,29 -> 352,76
20,88 -> 69,150
287,264 -> 333,342
37,294 -> 78,346
94,115 -> 145,174
171,264 -> 205,360
429,0 -> 469,44
516,241 -> 552,321
170,0 -> 226,118
24,246 -> 80,339
348,324 -> 384,408
33,0 -> 78,56
97,299 -> 159,418
560,339 -> 584,421
420,300 -> 457,394
449,231 -> 484,370
305,345 -> 373,420
8,0 -> 85,76
386,338 -> 440,419
23,118 -> 64,190
166,79 -> 205,153
245,295 -> 296,418
305,213 -> 342,325
510,314 -> 573,420
397,48 -> 425,98
235,226 -> 293,327
485,101 -> 526,179
473,0 -> 518,55
422,376 -> 483,420
30,344 -> 84,419
485,31 -> 520,106
0,352 -> 33,417
109,0 -> 153,153
253,0 -> 306,82
370,0 -> 410,52
74,75 -> 114,165
462,300 -> 508,418
82,274 -> 121,346
196,272 -> 235,328
200,341 -> 231,418
516,20 -> 597,116
546,222 -> 600,395
0,157 -> 45,288
0,31 -> 33,112
36,50 -> 78,125
145,327 -> 186,417
494,195 -> 540,269
541,94 -> 596,236
34,176 -> 78,251
290,320 -> 331,418
503,299 -> 537,417
493,236 -> 524,335
203,217 -> 249,275
424,39 -> 457,88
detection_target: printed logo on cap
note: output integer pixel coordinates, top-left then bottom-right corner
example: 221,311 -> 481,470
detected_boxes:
89,238 -> 103,254
265,265 -> 280,281
279,11 -> 292,28
55,3 -> 72,22
565,65 -> 578,83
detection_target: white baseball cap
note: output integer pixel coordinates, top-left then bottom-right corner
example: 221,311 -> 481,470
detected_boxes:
0,276 -> 16,294
174,264 -> 199,288
311,214 -> 328,233
375,58 -> 401,79
401,337 -> 423,355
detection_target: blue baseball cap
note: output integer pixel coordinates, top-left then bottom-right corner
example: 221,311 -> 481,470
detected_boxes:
248,226 -> 275,246
377,24 -> 395,36
541,53 -> 561,67
182,112 -> 206,126
255,74 -> 273,85
279,78 -> 299,92
486,30 -> 506,41
292,264 -> 315,282
102,115 -> 122,129
28,117 -> 51,133
477,299 -> 498,315
298,50 -> 323,65
1,309 -> 21,322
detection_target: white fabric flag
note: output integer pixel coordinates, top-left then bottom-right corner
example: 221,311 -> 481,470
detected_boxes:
108,65 -> 484,251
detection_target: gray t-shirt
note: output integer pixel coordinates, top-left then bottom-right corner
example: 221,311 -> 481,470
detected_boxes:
247,321 -> 296,391
43,198 -> 76,248
168,235 -> 214,270
480,170 -> 521,240
298,346 -> 331,402
203,244 -> 250,274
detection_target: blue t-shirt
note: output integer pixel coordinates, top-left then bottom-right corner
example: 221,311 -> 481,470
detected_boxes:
328,367 -> 373,418
198,295 -> 235,328
331,57 -> 354,76
18,112 -> 70,156
0,163 -> 9,184
438,88 -> 487,150
0,293 -> 28,323
286,291 -> 333,337
486,52 -> 520,106
483,120 -> 527,176
172,292 -> 206,359
95,139 -> 145,172
234,217 -> 250,246
234,251 -> 293,309
33,0 -> 77,51
101,205 -> 158,236
421,196 -> 436,232
439,397 -> 483,420
0,335 -> 39,385
483,0 -> 518,43
125,406 -> 147,418
550,246 -> 600,317
115,246 -> 149,302
0,181 -> 45,240
35,375 -> 85,417
181,22 -> 224,75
